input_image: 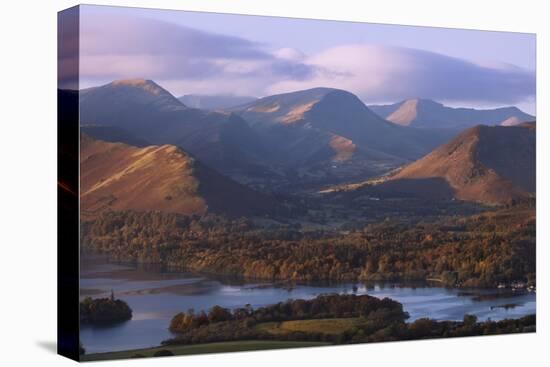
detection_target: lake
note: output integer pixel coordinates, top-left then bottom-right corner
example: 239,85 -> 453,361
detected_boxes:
80,256 -> 536,354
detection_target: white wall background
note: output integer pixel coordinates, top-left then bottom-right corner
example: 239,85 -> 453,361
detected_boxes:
0,0 -> 547,365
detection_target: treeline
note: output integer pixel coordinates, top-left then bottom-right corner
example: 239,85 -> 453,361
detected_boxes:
80,296 -> 132,325
163,294 -> 535,346
169,294 -> 407,333
81,205 -> 535,287
356,314 -> 536,344
165,294 -> 407,345
399,314 -> 535,341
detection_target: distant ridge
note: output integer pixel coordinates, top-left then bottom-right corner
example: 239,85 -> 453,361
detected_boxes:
369,98 -> 534,128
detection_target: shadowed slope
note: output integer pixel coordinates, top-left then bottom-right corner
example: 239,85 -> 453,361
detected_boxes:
80,125 -> 150,147
179,94 -> 257,110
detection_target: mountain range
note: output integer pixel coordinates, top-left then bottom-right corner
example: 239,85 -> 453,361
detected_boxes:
369,98 -> 534,128
76,79 -> 535,201
79,79 -> 271,179
226,88 -> 461,188
79,81 -> 451,190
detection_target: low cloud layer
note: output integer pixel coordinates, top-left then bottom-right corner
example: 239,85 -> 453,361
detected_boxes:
270,45 -> 535,103
78,13 -> 535,108
79,14 -> 316,95
268,45 -> 535,106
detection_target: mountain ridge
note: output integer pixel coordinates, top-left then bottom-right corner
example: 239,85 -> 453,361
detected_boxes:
369,98 -> 534,128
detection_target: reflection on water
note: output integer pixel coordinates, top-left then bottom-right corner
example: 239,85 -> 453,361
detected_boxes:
80,256 -> 536,354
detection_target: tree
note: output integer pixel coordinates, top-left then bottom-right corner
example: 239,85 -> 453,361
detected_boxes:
463,314 -> 478,326
208,305 -> 232,323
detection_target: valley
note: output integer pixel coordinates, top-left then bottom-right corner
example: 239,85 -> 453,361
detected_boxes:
71,77 -> 536,358
74,78 -> 536,288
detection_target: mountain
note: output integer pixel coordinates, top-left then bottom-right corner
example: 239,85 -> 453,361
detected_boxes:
80,135 -> 281,218
80,125 -> 150,147
367,123 -> 536,204
369,98 -> 534,128
179,94 -> 257,110
79,79 -> 271,178
231,88 -> 454,161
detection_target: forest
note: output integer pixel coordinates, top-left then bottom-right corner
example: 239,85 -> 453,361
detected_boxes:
78,197 -> 536,360
81,200 -> 535,288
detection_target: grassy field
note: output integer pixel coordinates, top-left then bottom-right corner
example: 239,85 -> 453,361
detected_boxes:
256,318 -> 363,336
81,340 -> 329,361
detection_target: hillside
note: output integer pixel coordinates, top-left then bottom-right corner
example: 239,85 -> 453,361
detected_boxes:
369,98 -> 534,128
378,124 -> 536,204
80,135 -> 280,218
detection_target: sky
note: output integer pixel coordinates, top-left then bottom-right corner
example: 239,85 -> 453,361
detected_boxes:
71,5 -> 536,114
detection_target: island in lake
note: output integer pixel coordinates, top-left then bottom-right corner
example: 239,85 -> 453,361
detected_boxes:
80,292 -> 132,325
65,4 -> 536,361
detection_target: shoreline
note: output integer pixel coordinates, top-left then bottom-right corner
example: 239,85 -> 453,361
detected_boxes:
79,257 -> 536,357
82,254 -> 536,291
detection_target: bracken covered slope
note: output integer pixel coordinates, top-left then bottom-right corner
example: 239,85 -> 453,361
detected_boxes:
80,135 -> 280,218
385,123 -> 536,204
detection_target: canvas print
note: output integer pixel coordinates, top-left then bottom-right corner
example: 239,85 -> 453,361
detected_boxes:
58,4 -> 536,362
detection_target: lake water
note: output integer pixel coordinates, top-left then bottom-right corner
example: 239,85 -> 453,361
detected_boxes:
80,256 -> 536,354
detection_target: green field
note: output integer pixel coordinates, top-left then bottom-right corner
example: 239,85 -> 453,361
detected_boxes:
256,318 -> 363,335
81,340 -> 329,361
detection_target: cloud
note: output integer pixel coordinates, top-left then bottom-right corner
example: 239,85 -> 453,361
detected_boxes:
273,48 -> 307,62
79,13 -> 315,95
78,13 -> 534,107
267,45 -> 535,105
